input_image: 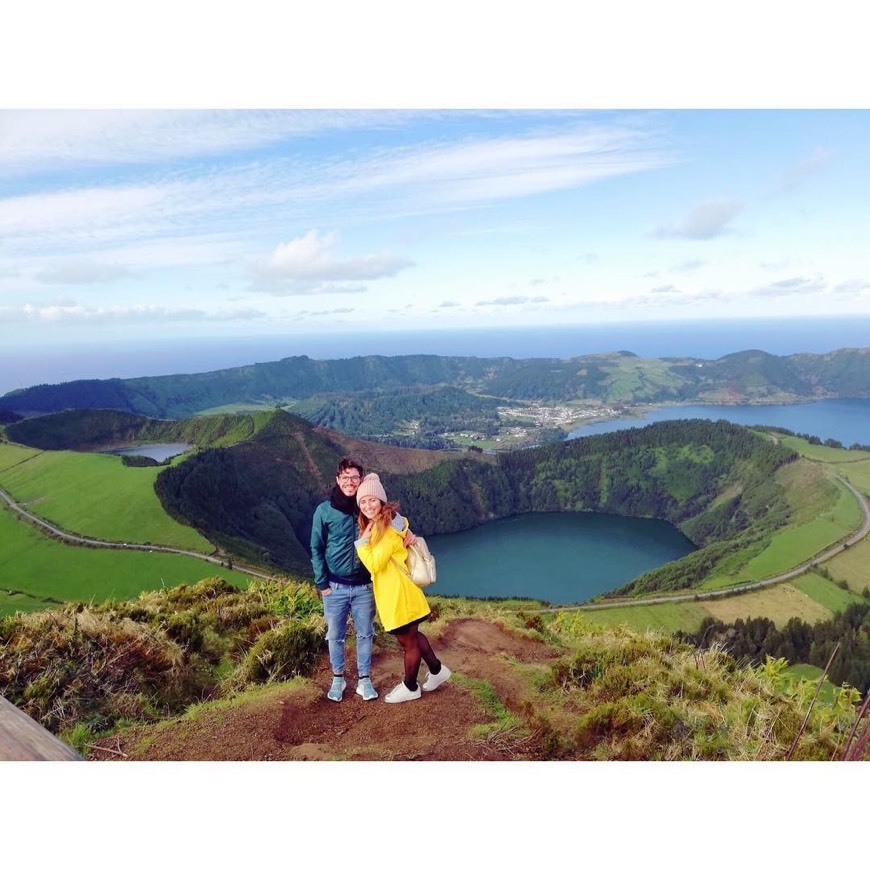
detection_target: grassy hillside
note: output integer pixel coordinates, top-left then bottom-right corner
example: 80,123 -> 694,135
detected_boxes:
0,444 -> 211,551
0,505 -> 251,617
1,577 -> 865,760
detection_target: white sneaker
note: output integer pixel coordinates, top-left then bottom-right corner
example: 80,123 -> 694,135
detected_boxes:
421,664 -> 452,692
384,681 -> 422,703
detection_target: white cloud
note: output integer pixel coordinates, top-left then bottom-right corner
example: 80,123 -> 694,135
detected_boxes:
751,275 -> 827,297
655,198 -> 743,240
252,230 -> 414,295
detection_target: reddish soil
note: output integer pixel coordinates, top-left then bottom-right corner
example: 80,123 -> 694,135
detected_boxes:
89,617 -> 563,762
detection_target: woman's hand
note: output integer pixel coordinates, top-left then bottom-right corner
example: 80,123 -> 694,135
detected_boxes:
404,529 -> 418,546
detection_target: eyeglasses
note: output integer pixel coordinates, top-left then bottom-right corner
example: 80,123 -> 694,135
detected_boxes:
338,474 -> 361,483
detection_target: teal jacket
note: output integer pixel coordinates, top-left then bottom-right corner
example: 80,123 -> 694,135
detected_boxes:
310,500 -> 366,590
310,499 -> 409,590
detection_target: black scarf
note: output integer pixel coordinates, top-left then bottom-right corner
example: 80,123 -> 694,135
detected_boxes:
329,485 -> 359,516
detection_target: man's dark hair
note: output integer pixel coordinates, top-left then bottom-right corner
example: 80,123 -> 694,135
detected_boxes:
336,456 -> 364,477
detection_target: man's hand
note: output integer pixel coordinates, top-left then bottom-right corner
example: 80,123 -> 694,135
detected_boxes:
320,587 -> 332,597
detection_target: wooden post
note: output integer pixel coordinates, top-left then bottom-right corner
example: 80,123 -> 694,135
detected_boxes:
0,696 -> 82,761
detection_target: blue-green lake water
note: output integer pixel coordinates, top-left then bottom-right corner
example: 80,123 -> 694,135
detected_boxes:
568,398 -> 870,446
426,512 -> 696,605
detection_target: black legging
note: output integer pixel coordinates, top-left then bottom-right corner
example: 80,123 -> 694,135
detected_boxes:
394,624 -> 440,690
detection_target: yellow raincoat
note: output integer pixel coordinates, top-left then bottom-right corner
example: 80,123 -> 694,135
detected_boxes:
355,523 -> 430,632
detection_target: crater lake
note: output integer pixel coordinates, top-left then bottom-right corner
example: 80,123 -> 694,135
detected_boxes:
426,512 -> 696,605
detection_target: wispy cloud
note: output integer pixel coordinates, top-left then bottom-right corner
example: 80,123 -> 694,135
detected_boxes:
476,295 -> 549,306
0,109 -> 411,175
673,259 -> 705,272
776,146 -> 834,192
751,275 -> 826,297
655,198 -> 743,240
332,123 -> 675,209
0,302 -> 266,324
300,306 -> 357,318
33,261 -> 133,284
1,115 -> 676,274
832,279 -> 870,294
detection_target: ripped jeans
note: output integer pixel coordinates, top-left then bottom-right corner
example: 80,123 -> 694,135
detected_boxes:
322,581 -> 375,677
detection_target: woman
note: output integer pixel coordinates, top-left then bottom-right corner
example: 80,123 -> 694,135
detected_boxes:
354,473 -> 451,703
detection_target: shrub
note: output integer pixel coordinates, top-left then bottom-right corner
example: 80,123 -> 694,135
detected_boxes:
231,621 -> 324,687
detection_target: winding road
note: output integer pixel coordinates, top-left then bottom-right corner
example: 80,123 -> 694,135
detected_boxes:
2,472 -> 869,612
0,484 -> 277,582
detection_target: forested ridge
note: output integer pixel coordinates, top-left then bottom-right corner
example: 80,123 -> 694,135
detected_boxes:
150,410 -> 797,594
4,407 -> 270,451
2,347 -> 868,424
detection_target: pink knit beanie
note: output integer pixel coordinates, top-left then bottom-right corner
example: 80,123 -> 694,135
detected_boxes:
356,472 -> 388,504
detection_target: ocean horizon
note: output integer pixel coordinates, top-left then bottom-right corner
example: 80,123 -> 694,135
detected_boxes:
3,315 -> 869,396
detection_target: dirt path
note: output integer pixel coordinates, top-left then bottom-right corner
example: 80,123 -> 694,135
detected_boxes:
89,617 -> 563,761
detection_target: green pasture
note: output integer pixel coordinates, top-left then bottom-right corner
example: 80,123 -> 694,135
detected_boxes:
197,402 -> 274,416
576,600 -> 708,634
0,505 -> 251,618
791,571 -> 865,611
0,443 -> 210,551
823,536 -> 870,594
779,435 -> 870,463
702,470 -> 861,590
741,477 -> 860,579
833,459 -> 870,497
0,442 -> 42,472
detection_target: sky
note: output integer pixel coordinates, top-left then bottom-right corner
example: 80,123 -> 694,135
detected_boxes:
2,2 -> 869,359
3,107 -> 869,353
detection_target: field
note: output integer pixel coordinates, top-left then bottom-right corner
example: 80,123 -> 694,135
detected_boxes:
576,600 -> 709,634
823,535 -> 870,594
0,505 -> 250,617
701,459 -> 861,588
0,444 -> 210,551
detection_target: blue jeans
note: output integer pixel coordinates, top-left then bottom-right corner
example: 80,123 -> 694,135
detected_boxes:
322,581 -> 375,677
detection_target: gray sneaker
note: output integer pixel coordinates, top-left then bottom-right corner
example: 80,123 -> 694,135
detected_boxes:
356,677 -> 378,701
327,675 -> 346,702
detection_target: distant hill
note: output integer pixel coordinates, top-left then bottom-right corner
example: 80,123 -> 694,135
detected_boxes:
2,348 -> 868,424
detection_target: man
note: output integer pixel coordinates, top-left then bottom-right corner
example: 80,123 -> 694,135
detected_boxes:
310,456 -> 415,702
